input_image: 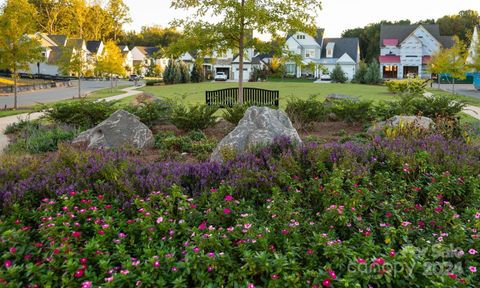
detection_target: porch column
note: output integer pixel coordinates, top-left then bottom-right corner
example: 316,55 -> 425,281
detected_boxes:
296,65 -> 301,78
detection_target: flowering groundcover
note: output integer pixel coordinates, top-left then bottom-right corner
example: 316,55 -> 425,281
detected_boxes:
0,135 -> 479,287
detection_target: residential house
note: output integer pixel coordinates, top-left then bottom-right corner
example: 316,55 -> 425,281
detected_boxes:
131,46 -> 161,76
24,33 -> 62,75
467,25 -> 479,66
118,45 -> 134,75
285,29 -> 360,80
379,24 -> 454,79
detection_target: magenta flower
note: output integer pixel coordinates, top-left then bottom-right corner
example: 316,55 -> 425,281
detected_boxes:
271,274 -> 279,280
81,281 -> 92,288
4,260 -> 12,268
223,208 -> 232,214
193,247 -> 200,253
9,247 -> 16,254
469,266 -> 477,273
374,258 -> 385,265
207,266 -> 214,272
357,258 -> 366,264
469,249 -> 478,255
224,195 -> 234,202
247,284 -> 255,288
118,232 -> 127,238
154,261 -> 161,267
389,250 -> 396,257
475,212 -> 480,219
328,270 -> 337,280
322,278 -> 331,287
156,217 -> 164,223
80,258 -> 88,264
120,270 -> 129,275
198,221 -> 207,230
171,266 -> 178,272
207,252 -> 215,258
74,269 -> 84,278
72,231 -> 82,238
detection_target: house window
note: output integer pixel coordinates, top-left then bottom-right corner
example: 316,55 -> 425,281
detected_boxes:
305,49 -> 315,58
327,49 -> 333,58
297,35 -> 305,40
286,64 -> 296,74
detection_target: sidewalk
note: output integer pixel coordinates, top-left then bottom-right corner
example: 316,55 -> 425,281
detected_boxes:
0,85 -> 143,153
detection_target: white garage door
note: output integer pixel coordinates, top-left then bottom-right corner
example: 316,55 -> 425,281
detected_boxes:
234,68 -> 250,81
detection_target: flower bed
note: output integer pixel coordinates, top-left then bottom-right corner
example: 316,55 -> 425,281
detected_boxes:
1,135 -> 480,286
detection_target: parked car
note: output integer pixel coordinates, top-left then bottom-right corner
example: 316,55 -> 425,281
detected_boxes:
129,74 -> 140,81
214,72 -> 228,81
320,74 -> 331,81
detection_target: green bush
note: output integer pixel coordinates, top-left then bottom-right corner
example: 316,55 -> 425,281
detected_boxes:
43,100 -> 116,129
190,62 -> 204,83
364,60 -> 381,84
352,61 -> 368,84
222,103 -> 249,125
330,99 -> 375,123
285,96 -> 326,130
385,78 -> 428,95
187,130 -> 207,141
4,119 -> 39,135
145,80 -> 163,86
154,132 -> 217,161
171,103 -> 218,131
125,100 -> 172,128
163,60 -> 182,85
330,64 -> 348,83
7,125 -> 78,154
179,61 -> 191,83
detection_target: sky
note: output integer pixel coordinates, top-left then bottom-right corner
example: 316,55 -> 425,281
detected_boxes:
124,0 -> 480,37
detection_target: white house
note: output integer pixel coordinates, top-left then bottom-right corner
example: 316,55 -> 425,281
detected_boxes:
379,24 -> 454,79
467,25 -> 479,66
131,46 -> 161,76
23,33 -> 62,75
118,45 -> 134,75
285,29 -> 360,80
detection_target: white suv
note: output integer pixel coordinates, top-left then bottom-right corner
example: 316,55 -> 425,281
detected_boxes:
214,72 -> 228,81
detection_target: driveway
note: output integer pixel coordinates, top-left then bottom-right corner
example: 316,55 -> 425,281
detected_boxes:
0,80 -> 131,108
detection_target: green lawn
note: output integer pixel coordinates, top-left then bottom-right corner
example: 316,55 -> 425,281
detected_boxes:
83,85 -> 133,100
130,82 -> 480,109
0,108 -> 34,118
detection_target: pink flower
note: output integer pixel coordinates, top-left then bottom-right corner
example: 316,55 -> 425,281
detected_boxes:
374,257 -> 385,265
81,281 -> 92,288
98,230 -> 105,235
307,249 -> 314,255
120,270 -> 129,275
171,266 -> 178,272
469,266 -> 477,273
223,208 -> 231,214
4,260 -> 12,268
247,284 -> 255,288
198,221 -> 207,230
80,258 -> 88,265
322,278 -> 331,287
74,269 -> 84,278
207,266 -> 214,272
207,252 -> 215,258
193,247 -> 200,253
224,195 -> 234,202
468,249 -> 478,255
244,223 -> 252,229
281,229 -> 289,235
210,188 -> 218,193
328,270 -> 337,280
448,273 -> 457,279
156,217 -> 164,224
475,212 -> 480,219
72,231 -> 82,238
105,276 -> 114,282
154,261 -> 161,267
271,274 -> 279,280
118,232 -> 127,238
9,247 -> 16,254
357,258 -> 366,264
401,221 -> 411,227
389,250 -> 396,257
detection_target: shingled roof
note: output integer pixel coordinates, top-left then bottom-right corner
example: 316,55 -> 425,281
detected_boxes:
66,39 -> 85,50
86,41 -> 102,54
380,24 -> 454,48
135,46 -> 160,57
320,38 -> 359,62
47,34 -> 68,46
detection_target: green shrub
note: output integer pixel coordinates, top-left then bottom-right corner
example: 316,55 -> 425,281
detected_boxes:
187,130 -> 207,141
4,119 -> 39,135
385,78 -> 428,95
154,132 -> 217,161
7,125 -> 78,154
171,103 -> 218,131
222,103 -> 249,125
124,100 -> 172,128
43,100 -> 116,129
179,61 -> 191,83
145,80 -> 163,86
352,61 -> 368,84
163,59 -> 182,85
285,96 -> 326,130
364,60 -> 381,84
330,64 -> 348,83
330,99 -> 375,123
190,62 -> 204,83
412,95 -> 466,118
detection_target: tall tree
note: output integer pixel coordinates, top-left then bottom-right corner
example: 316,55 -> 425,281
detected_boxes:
171,0 -> 322,103
0,0 -> 43,109
85,2 -> 113,41
437,10 -> 480,43
96,41 -> 126,89
57,47 -> 89,98
107,0 -> 131,41
29,0 -> 66,34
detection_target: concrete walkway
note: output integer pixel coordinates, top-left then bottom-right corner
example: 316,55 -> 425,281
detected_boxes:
0,85 -> 143,153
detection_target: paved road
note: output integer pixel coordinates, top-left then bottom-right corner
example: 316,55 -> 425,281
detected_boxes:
438,84 -> 480,99
0,80 -> 131,108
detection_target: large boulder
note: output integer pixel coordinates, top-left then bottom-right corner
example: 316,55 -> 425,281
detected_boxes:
72,110 -> 154,149
211,106 -> 301,162
368,115 -> 434,133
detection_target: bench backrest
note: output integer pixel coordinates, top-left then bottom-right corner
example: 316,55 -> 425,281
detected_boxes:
206,87 -> 279,108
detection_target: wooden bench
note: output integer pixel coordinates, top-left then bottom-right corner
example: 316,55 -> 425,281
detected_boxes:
206,87 -> 279,108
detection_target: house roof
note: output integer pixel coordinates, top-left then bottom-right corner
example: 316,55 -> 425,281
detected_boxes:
256,51 -> 275,60
135,46 -> 160,57
380,24 -> 454,48
47,46 -> 72,65
47,34 -> 68,46
286,28 -> 325,47
320,38 -> 359,62
86,41 -> 102,54
66,39 -> 85,50
118,45 -> 129,51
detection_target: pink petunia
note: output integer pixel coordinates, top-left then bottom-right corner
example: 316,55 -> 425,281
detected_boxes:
72,231 -> 82,238
224,195 -> 234,202
4,260 -> 12,268
322,278 -> 331,287
223,208 -> 232,214
469,249 -> 478,255
469,266 -> 477,273
81,281 -> 92,288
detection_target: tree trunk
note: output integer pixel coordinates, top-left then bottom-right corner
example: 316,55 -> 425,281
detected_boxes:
13,68 -> 17,109
437,74 -> 440,89
452,78 -> 455,94
77,77 -> 81,99
110,74 -> 114,91
238,0 -> 245,104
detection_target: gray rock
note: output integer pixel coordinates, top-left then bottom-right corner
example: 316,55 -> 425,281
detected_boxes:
211,106 -> 301,162
368,115 -> 434,133
326,93 -> 359,102
72,110 -> 154,149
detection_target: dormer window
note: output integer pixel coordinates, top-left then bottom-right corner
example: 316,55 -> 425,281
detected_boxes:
326,42 -> 335,58
297,35 -> 305,40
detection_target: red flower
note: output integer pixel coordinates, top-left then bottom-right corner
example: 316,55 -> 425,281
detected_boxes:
74,269 -> 85,278
375,257 -> 385,265
448,273 -> 457,279
72,231 -> 82,238
80,258 -> 88,264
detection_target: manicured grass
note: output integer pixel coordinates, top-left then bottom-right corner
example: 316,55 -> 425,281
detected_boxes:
83,85 -> 133,100
137,82 -> 393,109
0,108 -> 34,118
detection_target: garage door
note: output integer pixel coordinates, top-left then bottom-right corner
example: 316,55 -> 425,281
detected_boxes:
234,69 -> 250,81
